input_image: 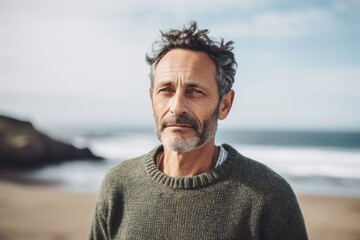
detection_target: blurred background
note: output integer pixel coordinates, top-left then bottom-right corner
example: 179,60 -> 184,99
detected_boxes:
0,0 -> 359,239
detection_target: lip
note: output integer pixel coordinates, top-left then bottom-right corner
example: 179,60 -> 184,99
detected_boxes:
166,124 -> 192,128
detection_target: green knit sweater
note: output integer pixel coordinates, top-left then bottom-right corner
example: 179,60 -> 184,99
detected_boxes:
90,144 -> 308,240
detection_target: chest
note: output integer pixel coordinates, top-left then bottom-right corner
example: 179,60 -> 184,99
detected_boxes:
111,186 -> 263,239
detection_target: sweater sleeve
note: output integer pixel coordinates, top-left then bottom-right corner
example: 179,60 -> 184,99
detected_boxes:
260,182 -> 308,240
89,179 -> 111,240
89,163 -> 126,240
89,196 -> 110,240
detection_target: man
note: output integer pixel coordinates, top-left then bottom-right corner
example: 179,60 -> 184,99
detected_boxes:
90,21 -> 308,239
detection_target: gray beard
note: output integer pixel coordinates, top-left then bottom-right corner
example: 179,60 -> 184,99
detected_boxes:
156,110 -> 218,153
160,135 -> 201,153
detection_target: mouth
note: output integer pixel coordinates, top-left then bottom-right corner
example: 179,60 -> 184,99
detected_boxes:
161,114 -> 198,132
166,124 -> 192,128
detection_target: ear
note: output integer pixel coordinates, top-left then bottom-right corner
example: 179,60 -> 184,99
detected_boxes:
218,90 -> 235,120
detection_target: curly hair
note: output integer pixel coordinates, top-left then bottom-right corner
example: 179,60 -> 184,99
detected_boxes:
146,21 -> 237,99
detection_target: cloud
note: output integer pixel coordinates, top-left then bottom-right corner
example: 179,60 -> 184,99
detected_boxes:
106,0 -> 275,12
0,0 -> 154,98
332,0 -> 360,17
228,66 -> 360,130
238,64 -> 360,98
211,8 -> 333,38
0,0 -> 359,130
143,0 -> 271,11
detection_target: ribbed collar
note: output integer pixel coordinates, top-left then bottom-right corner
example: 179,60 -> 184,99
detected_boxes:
145,144 -> 240,190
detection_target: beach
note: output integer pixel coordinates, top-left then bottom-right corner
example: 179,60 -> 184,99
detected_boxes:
0,181 -> 359,240
0,181 -> 96,240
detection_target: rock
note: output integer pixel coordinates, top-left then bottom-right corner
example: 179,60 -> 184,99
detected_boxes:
0,115 -> 103,168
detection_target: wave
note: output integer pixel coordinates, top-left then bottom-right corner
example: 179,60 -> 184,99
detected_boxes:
15,131 -> 360,197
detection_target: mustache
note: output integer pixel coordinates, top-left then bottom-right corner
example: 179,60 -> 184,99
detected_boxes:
161,114 -> 199,130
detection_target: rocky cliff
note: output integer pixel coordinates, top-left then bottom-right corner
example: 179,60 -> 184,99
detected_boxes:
0,115 -> 103,168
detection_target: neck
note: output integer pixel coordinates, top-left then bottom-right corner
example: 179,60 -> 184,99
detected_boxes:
159,140 -> 219,177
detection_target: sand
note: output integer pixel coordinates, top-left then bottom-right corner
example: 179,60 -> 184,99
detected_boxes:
0,181 -> 359,240
0,182 -> 96,240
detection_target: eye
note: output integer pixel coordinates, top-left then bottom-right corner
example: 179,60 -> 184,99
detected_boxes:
188,88 -> 204,96
158,87 -> 173,94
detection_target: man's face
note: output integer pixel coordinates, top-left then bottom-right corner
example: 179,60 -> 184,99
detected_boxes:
151,49 -> 220,153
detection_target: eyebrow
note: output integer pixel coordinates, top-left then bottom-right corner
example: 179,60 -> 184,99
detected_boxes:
156,80 -> 205,89
186,82 -> 203,89
155,81 -> 173,88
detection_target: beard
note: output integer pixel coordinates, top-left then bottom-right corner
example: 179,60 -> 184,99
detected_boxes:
155,109 -> 219,153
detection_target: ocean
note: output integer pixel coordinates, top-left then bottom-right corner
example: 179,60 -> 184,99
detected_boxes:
7,127 -> 360,198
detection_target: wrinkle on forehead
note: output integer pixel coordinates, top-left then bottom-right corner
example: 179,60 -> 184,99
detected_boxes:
154,49 -> 217,80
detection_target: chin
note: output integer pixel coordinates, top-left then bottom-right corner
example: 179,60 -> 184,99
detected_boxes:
161,135 -> 200,153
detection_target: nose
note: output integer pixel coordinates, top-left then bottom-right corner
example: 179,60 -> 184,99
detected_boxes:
169,92 -> 188,115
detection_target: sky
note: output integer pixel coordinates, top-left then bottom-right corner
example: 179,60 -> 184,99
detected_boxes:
0,0 -> 359,131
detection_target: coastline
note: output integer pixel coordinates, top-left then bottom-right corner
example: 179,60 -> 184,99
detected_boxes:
0,181 -> 96,240
0,181 -> 359,240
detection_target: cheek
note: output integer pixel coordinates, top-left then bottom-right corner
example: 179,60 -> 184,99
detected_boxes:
153,96 -> 166,103
189,99 -> 218,118
152,96 -> 169,117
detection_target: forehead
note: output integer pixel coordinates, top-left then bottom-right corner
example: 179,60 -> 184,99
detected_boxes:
154,49 -> 217,85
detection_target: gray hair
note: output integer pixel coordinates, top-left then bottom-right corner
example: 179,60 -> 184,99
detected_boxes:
146,21 -> 237,100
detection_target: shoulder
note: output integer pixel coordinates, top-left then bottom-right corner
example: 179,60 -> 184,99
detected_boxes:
224,144 -> 295,199
102,154 -> 146,187
93,154 -> 147,213
224,145 -> 305,227
99,145 -> 161,192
